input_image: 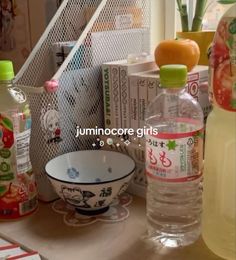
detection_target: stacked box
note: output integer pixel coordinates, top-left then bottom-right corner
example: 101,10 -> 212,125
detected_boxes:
129,69 -> 159,130
102,58 -> 157,129
128,65 -> 212,133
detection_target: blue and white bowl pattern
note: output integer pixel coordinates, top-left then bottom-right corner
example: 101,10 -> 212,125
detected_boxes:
45,150 -> 135,213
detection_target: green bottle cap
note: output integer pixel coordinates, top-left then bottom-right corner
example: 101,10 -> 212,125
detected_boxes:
160,64 -> 187,88
0,60 -> 15,81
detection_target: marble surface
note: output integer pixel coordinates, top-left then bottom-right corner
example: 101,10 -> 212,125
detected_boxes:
0,196 -> 223,260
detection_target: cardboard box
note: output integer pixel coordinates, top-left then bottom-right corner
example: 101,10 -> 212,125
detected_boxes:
129,65 -> 212,123
84,5 -> 143,32
129,69 -> 159,129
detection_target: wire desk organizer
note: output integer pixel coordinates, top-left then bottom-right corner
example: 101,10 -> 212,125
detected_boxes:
15,0 -> 151,201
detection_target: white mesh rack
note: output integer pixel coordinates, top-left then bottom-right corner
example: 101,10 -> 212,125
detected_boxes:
15,0 -> 151,201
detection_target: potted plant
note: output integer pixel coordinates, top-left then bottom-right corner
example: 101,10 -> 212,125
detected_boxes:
176,0 -> 236,64
177,0 -> 209,32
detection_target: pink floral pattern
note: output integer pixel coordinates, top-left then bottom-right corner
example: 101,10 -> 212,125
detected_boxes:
52,193 -> 132,227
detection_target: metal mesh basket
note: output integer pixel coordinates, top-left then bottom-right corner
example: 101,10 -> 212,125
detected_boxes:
15,0 -> 151,201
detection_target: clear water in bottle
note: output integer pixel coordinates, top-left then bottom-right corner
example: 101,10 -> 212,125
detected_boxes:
145,65 -> 204,247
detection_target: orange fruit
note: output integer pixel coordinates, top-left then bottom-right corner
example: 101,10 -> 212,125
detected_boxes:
154,39 -> 200,72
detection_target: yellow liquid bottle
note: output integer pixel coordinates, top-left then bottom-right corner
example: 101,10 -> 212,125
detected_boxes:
202,5 -> 236,260
203,106 -> 236,260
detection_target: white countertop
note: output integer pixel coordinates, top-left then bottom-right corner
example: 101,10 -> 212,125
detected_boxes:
0,196 -> 223,260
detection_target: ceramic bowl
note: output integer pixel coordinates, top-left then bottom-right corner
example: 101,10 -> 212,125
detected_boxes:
45,150 -> 135,215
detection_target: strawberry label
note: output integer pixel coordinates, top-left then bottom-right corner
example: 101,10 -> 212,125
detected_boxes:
211,17 -> 236,111
0,107 -> 37,219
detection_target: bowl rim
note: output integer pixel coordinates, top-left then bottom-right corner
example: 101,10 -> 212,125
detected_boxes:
45,150 -> 136,185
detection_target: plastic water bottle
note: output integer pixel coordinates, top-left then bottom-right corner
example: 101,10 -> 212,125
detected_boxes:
0,60 -> 38,219
145,64 -> 204,247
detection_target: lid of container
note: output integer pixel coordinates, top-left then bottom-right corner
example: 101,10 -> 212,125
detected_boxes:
160,64 -> 187,88
0,60 -> 14,81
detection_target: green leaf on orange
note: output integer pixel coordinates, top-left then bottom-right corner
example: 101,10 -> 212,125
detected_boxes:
0,117 -> 13,131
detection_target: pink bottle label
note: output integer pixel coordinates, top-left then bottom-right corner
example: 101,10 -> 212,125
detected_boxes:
146,128 -> 204,182
0,108 -> 37,219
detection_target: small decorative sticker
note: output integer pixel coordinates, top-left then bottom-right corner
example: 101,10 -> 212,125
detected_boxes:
40,105 -> 62,144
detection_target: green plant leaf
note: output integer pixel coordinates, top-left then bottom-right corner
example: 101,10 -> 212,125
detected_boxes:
176,1 -> 189,31
192,0 -> 208,31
